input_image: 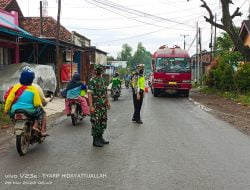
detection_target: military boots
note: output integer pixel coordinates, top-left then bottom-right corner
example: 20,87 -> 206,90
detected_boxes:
93,136 -> 103,147
99,135 -> 109,144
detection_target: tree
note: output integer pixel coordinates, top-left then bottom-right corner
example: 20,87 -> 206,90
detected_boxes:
191,0 -> 250,60
107,56 -> 115,61
131,42 -> 152,74
117,44 -> 133,68
216,32 -> 233,54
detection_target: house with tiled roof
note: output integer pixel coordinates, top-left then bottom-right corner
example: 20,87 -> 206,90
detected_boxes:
20,17 -> 72,43
0,0 -> 23,18
0,0 -> 107,85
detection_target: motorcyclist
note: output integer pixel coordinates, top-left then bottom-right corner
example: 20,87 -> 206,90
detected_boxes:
65,73 -> 90,116
110,72 -> 122,95
4,69 -> 48,136
125,75 -> 130,88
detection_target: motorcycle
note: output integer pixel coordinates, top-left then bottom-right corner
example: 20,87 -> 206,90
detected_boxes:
111,87 -> 121,101
13,109 -> 46,156
68,99 -> 85,126
125,80 -> 130,89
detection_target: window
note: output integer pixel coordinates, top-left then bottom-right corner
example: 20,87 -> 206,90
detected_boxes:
156,57 -> 191,73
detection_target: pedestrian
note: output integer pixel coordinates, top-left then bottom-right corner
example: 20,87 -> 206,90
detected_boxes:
132,64 -> 145,124
88,65 -> 111,147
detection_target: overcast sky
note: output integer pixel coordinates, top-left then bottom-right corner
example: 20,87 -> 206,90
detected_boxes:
16,0 -> 250,57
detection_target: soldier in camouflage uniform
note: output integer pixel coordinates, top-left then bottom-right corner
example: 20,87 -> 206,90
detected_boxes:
88,65 -> 111,147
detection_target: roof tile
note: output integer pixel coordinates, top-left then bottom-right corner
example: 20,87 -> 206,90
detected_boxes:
0,0 -> 11,9
20,17 -> 72,43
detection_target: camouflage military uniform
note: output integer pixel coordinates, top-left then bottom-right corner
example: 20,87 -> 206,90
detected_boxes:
88,77 -> 108,137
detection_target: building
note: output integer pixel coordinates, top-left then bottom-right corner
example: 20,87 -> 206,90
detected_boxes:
0,0 -> 52,70
0,0 -> 107,86
238,20 -> 250,48
191,51 -> 212,81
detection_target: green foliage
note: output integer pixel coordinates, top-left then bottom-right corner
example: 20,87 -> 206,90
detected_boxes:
235,63 -> 250,93
219,51 -> 243,67
205,61 -> 235,91
204,51 -> 249,94
0,104 -> 10,124
117,44 -> 133,68
107,56 -> 115,61
215,32 -> 233,53
117,42 -> 152,74
117,66 -> 129,79
131,42 -> 152,74
215,28 -> 240,56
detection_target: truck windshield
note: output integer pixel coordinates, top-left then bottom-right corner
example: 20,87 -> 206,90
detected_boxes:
156,57 -> 191,73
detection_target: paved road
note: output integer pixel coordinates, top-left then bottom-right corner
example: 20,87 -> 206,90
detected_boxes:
1,89 -> 250,190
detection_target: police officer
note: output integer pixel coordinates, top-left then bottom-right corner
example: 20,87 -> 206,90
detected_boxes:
88,65 -> 111,147
132,64 -> 145,124
131,69 -> 138,122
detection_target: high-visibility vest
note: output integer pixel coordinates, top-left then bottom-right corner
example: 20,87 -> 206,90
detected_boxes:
137,75 -> 145,92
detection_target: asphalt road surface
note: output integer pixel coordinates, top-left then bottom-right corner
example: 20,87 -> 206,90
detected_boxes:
1,89 -> 250,190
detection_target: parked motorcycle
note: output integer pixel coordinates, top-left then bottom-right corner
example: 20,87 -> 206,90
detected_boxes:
68,99 -> 85,126
13,109 -> 46,156
111,87 -> 121,101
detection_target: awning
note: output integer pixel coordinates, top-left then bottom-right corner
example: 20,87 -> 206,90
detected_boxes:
0,26 -> 55,44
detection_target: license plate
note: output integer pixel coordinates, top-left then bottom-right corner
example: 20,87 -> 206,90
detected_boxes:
169,82 -> 177,85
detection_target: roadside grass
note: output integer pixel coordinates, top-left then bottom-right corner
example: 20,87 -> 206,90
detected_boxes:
0,104 -> 10,125
199,87 -> 250,106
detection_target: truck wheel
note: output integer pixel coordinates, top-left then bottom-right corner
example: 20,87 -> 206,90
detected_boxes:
153,89 -> 159,97
183,90 -> 189,97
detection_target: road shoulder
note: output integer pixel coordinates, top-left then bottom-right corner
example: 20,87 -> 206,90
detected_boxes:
190,89 -> 250,135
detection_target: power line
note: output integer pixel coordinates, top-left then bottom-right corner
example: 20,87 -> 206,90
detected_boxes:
82,0 -> 194,30
83,0 -> 195,28
94,27 -> 170,44
61,10 -> 205,22
65,13 -> 204,32
240,0 -> 248,9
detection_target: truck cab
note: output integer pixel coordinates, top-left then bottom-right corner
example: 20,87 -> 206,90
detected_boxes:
151,45 -> 192,97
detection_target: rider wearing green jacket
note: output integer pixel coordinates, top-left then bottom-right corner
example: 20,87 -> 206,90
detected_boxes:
110,72 -> 122,91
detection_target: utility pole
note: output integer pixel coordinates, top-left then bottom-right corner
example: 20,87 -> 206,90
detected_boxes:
209,22 -> 213,57
199,27 -> 202,84
248,0 -> 250,20
180,34 -> 189,50
39,1 -> 43,36
56,0 -> 61,93
28,0 -> 30,16
196,22 -> 199,83
213,13 -> 217,56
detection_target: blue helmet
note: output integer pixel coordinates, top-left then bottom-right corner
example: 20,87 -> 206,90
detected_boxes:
19,66 -> 35,85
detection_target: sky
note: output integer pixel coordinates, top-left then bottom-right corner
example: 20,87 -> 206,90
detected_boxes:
16,0 -> 250,57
